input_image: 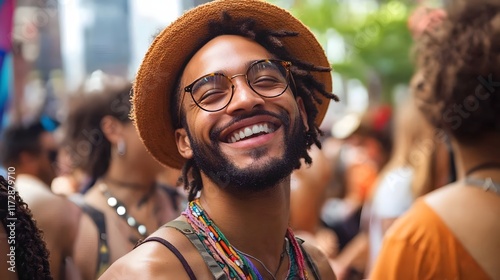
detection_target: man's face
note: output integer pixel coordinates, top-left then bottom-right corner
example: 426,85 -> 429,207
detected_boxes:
175,35 -> 309,192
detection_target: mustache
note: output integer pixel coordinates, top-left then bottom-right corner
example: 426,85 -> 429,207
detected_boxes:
209,109 -> 291,142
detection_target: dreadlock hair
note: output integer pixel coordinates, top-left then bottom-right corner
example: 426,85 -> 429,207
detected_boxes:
170,12 -> 339,201
0,176 -> 52,280
414,0 -> 500,144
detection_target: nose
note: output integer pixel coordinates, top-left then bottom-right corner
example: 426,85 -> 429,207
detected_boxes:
225,75 -> 265,114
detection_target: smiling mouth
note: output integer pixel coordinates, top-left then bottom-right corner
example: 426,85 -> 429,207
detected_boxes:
226,122 -> 278,143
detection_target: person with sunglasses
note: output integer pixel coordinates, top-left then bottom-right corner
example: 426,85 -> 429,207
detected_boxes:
0,121 -> 82,279
100,0 -> 339,279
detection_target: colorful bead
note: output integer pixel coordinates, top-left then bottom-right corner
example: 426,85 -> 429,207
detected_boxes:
182,199 -> 308,279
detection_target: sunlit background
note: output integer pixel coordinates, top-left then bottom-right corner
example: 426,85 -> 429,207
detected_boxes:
0,0 -> 446,133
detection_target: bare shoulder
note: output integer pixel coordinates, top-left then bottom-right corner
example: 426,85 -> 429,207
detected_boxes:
100,224 -> 211,280
55,195 -> 82,227
28,190 -> 81,227
425,182 -> 500,212
98,243 -> 176,280
302,241 -> 337,280
43,194 -> 82,243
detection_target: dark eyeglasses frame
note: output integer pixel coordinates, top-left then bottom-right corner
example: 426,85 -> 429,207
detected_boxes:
177,59 -> 292,123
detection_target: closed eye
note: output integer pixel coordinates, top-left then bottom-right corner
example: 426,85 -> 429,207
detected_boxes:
198,89 -> 228,104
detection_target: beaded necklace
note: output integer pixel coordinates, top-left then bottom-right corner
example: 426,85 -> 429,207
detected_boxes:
182,199 -> 309,279
99,183 -> 149,243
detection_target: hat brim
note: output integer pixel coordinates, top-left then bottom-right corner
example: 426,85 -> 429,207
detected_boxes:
133,0 -> 332,169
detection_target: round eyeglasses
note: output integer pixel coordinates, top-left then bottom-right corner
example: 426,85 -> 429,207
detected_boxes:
183,59 -> 292,112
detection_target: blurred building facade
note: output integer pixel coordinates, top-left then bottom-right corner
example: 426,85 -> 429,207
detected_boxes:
6,0 -> 211,126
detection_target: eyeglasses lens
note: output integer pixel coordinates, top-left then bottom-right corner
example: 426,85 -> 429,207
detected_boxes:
190,60 -> 289,111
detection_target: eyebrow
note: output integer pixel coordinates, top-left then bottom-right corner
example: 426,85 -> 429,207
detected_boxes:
208,59 -> 261,76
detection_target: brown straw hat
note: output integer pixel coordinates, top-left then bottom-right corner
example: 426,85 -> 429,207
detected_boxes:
133,0 -> 332,169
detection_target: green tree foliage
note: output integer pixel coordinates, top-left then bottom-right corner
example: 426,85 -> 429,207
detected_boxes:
271,0 -> 415,103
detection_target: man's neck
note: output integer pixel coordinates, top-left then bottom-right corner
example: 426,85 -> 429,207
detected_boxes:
197,177 -> 291,267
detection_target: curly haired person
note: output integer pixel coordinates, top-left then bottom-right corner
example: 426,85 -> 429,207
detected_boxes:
371,1 -> 500,279
0,175 -> 52,280
0,122 -> 81,280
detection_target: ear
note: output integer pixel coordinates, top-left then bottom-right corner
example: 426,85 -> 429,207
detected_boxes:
175,128 -> 193,159
100,115 -> 123,144
296,97 -> 310,131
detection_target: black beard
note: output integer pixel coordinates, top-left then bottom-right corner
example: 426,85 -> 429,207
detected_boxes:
186,109 -> 307,194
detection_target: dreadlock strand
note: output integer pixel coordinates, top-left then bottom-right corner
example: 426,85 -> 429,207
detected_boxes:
189,163 -> 203,201
181,159 -> 193,192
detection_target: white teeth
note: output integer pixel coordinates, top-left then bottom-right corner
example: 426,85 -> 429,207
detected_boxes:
228,123 -> 276,143
252,125 -> 259,134
244,127 -> 252,137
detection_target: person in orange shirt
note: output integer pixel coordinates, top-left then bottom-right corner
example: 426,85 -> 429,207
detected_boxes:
371,1 -> 500,279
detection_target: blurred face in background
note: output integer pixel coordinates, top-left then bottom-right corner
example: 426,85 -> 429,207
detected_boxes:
341,143 -> 379,203
36,131 -> 59,186
120,122 -> 164,178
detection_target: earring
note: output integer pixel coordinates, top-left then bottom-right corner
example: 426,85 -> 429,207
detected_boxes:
117,139 -> 126,156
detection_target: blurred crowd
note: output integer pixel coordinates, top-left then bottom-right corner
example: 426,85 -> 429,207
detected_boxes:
1,1 -> 500,280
